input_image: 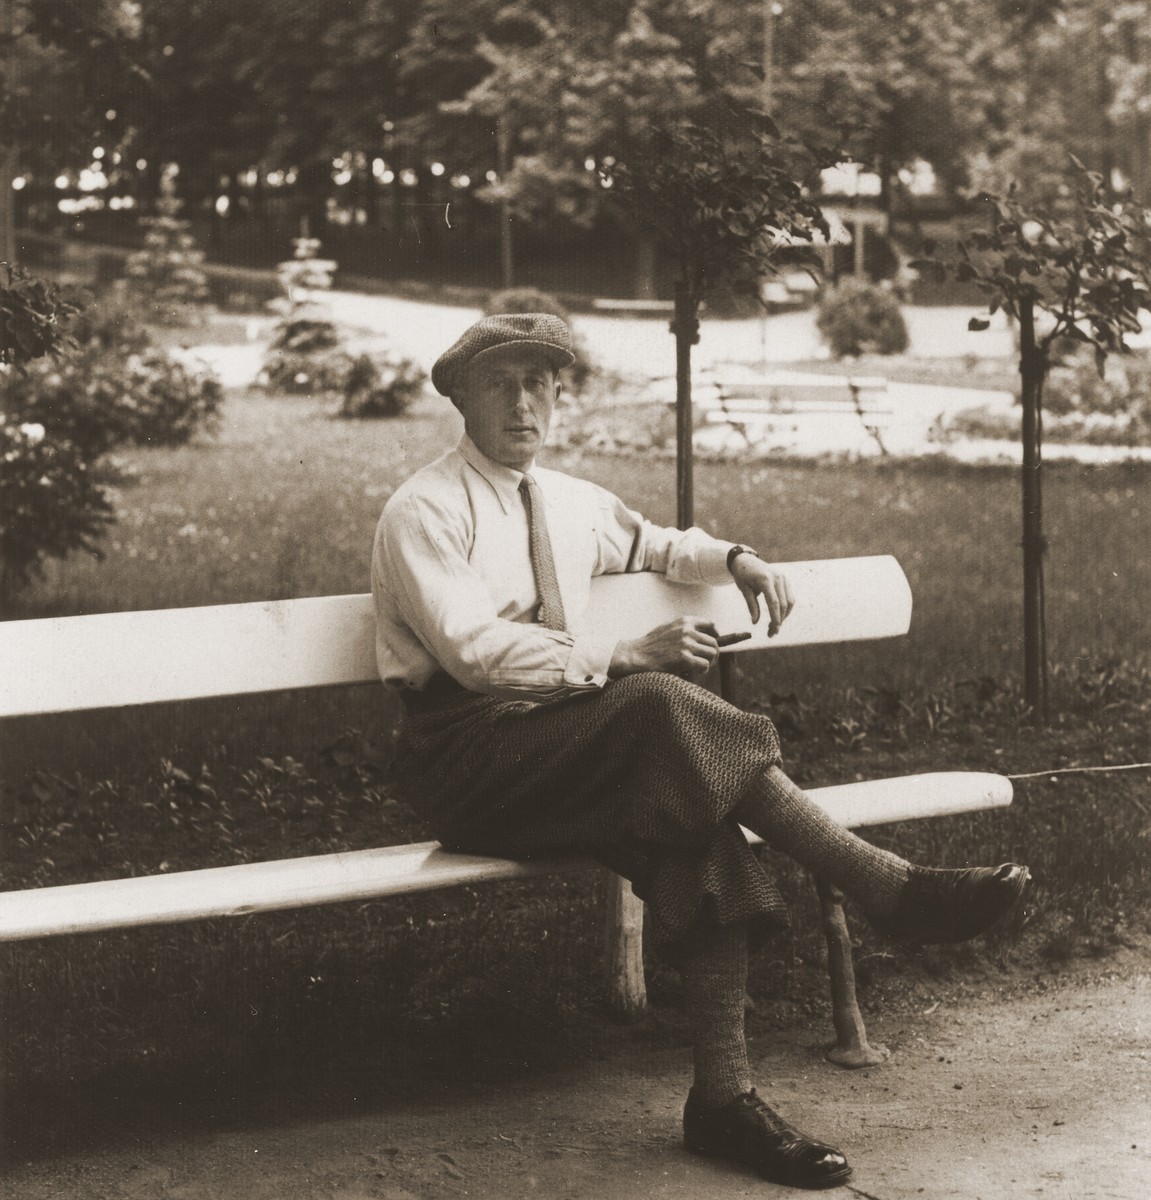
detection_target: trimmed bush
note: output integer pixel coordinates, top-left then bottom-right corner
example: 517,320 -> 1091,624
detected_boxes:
483,286 -> 594,390
816,278 -> 910,358
337,352 -> 427,419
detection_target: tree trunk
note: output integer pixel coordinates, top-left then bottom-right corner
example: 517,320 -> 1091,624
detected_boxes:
0,145 -> 15,267
497,120 -> 514,288
673,282 -> 700,530
0,0 -> 17,266
633,232 -> 657,300
1018,299 -> 1047,722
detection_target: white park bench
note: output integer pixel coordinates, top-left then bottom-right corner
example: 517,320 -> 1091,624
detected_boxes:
704,375 -> 893,449
0,556 -> 1013,1068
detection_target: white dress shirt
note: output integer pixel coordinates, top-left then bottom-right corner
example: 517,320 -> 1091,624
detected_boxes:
372,435 -> 740,700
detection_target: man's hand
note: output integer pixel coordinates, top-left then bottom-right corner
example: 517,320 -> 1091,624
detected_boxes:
608,618 -> 723,681
731,555 -> 795,637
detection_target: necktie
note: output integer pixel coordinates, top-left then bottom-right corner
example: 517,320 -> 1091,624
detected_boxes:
519,474 -> 567,631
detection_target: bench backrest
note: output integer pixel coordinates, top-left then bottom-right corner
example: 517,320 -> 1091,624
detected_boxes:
0,555 -> 911,718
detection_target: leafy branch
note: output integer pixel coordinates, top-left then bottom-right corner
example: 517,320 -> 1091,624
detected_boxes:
914,161 -> 1151,373
607,111 -> 836,313
0,264 -> 85,369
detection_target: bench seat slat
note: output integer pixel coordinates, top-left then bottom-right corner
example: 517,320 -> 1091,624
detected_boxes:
0,557 -> 912,717
0,772 -> 1010,942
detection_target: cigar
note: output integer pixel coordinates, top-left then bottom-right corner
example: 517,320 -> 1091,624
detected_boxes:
717,631 -> 753,647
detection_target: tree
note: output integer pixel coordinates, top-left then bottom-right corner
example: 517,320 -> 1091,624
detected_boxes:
609,107 -> 835,527
123,165 -> 210,323
449,1 -> 767,297
963,0 -> 1151,203
0,0 -> 141,262
437,1 -> 839,522
915,163 -> 1151,719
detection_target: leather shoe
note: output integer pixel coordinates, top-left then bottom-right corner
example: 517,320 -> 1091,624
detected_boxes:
873,862 -> 1031,945
684,1088 -> 852,1189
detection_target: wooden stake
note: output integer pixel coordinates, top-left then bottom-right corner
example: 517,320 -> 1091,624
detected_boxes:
1018,299 -> 1048,721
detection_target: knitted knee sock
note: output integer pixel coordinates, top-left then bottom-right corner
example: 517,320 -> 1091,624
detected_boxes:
679,921 -> 752,1109
735,765 -> 910,916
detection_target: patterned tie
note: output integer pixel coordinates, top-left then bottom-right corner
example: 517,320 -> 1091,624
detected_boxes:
519,474 -> 567,631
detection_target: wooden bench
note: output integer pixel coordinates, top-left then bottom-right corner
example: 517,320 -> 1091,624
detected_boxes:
0,556 -> 1013,1068
701,374 -> 893,457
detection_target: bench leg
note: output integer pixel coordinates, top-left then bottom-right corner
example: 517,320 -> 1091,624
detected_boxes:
814,877 -> 889,1068
603,871 -> 647,1021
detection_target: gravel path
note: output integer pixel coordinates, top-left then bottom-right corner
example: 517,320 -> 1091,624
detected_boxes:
6,965 -> 1147,1199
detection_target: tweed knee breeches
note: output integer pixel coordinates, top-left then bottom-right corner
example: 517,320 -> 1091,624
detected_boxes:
392,672 -> 789,945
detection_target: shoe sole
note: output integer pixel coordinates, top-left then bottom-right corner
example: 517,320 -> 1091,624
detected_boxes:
686,1139 -> 854,1190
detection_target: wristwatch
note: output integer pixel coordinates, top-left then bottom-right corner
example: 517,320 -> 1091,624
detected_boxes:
726,544 -> 759,573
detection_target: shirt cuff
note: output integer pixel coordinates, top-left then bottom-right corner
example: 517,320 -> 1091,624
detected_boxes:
699,539 -> 742,586
563,633 -> 617,689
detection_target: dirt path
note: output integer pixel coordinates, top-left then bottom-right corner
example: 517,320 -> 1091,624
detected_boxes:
6,966 -> 1147,1200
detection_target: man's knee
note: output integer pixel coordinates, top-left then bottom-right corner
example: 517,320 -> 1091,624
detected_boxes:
609,670 -> 716,723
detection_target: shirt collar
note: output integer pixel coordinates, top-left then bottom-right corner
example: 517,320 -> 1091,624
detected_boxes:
457,434 -> 531,515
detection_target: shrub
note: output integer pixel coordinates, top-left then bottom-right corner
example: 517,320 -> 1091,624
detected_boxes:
267,316 -> 341,356
483,286 -> 593,390
119,352 -> 224,446
0,416 -> 117,607
68,288 -> 153,357
123,167 -> 211,325
815,278 -> 910,358
260,347 -> 353,396
1045,350 -> 1151,441
5,343 -> 223,454
259,317 -> 348,394
337,352 -> 427,419
261,238 -> 348,396
0,265 -> 85,368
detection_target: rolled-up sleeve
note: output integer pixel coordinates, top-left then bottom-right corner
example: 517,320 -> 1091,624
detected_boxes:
592,489 -> 737,585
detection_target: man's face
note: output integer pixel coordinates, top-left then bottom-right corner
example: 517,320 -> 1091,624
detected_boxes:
454,348 -> 561,470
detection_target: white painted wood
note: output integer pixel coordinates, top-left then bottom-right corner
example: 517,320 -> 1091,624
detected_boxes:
579,556 -> 911,653
740,771 -> 1013,843
0,772 -> 1010,942
0,842 -> 588,941
0,594 -> 379,717
0,557 -> 911,717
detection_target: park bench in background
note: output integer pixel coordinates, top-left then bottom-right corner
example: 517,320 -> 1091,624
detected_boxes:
702,374 -> 892,455
0,556 -> 1013,1068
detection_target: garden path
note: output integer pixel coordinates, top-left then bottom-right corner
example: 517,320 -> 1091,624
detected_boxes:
5,962 -> 1147,1200
179,292 -> 1151,461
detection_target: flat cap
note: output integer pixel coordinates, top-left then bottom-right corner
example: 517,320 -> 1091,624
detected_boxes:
432,313 -> 575,397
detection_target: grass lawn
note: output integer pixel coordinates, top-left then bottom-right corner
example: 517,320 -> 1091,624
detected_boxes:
2,370 -> 1148,1131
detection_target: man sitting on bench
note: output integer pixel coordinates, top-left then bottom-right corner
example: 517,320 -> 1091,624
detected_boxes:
371,313 -> 1029,1191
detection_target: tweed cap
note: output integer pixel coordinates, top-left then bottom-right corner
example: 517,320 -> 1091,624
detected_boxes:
432,313 -> 575,397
